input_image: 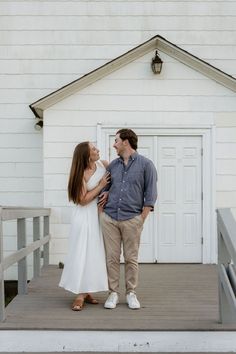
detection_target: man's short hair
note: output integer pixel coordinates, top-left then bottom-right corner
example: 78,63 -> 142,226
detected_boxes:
116,128 -> 138,150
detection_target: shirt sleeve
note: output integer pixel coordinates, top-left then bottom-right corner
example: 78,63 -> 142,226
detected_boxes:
100,164 -> 112,193
143,160 -> 158,210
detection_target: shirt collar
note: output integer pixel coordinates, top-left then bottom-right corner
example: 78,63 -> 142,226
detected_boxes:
119,151 -> 138,163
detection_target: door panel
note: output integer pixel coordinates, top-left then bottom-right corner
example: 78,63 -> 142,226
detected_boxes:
157,136 -> 202,263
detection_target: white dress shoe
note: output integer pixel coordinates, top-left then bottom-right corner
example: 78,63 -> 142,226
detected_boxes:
126,292 -> 140,309
104,292 -> 119,309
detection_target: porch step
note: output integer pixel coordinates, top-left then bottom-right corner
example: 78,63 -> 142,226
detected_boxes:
1,330 -> 236,353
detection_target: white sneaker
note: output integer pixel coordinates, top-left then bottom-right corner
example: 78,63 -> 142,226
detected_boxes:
126,292 -> 140,309
104,292 -> 119,309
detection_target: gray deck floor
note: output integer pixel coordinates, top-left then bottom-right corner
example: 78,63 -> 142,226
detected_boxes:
1,264 -> 236,331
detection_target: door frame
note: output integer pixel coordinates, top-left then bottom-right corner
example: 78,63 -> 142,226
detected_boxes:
97,124 -> 216,264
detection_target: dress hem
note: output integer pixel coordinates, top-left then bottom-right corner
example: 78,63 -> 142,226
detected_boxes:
59,284 -> 109,295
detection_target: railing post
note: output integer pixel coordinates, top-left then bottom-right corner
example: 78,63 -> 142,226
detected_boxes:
33,217 -> 40,278
0,208 -> 5,321
17,218 -> 27,295
43,216 -> 49,267
217,209 -> 236,324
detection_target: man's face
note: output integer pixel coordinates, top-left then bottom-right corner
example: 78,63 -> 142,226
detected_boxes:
113,134 -> 125,156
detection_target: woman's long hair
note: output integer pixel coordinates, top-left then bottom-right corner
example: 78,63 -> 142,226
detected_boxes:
68,141 -> 90,204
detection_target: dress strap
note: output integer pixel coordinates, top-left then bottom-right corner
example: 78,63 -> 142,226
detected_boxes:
96,160 -> 106,170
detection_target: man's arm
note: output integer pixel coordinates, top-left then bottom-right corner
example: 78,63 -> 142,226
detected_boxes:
142,160 -> 158,220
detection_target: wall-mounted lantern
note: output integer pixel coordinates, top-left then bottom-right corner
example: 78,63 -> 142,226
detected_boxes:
151,50 -> 163,74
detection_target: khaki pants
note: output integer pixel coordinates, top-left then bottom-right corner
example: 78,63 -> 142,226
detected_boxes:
100,212 -> 144,294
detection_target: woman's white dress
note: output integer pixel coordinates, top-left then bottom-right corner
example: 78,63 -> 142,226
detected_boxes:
59,160 -> 108,294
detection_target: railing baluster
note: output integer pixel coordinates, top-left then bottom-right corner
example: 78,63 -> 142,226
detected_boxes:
0,208 -> 5,321
43,216 -> 49,267
17,218 -> 27,295
33,217 -> 40,278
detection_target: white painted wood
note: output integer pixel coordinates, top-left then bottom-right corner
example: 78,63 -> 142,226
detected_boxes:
0,2 -> 236,16
44,158 -> 71,174
0,193 -> 43,207
157,136 -> 202,262
1,330 -> 236,353
216,159 -> 236,175
216,127 -> 236,142
80,79 -> 234,96
217,176 -> 236,191
1,30 -> 236,46
216,143 -> 236,159
53,94 -> 236,111
0,163 -> 43,178
46,110 -> 214,126
217,191 -> 236,208
0,134 -> 41,148
0,148 -> 42,163
0,178 -> 43,192
44,126 -> 96,142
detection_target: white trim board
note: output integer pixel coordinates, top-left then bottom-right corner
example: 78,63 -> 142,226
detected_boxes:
1,330 -> 236,352
98,125 -> 216,264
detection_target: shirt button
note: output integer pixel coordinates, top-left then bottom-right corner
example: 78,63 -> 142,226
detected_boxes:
119,198 -> 122,201
118,208 -> 120,210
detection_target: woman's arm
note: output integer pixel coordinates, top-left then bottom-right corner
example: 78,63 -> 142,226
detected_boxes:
79,172 -> 110,206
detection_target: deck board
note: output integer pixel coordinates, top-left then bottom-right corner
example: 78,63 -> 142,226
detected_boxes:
1,264 -> 236,331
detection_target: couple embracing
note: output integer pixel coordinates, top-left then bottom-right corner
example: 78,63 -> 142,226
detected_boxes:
59,128 -> 157,311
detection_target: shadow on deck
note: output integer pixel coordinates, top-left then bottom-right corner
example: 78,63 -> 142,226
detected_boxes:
1,264 -> 236,331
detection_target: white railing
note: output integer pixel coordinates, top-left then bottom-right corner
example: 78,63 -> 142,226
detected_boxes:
217,208 -> 236,324
0,206 -> 51,322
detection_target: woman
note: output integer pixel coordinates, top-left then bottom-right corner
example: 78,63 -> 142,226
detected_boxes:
59,141 -> 110,311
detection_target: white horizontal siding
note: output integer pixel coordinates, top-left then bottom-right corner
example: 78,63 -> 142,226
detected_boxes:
0,60 -> 235,76
0,163 -> 42,177
44,126 -> 96,142
1,30 -> 236,46
0,148 -> 42,162
53,94 -> 236,112
0,192 -> 43,206
46,111 -> 213,127
1,45 -> 236,61
0,2 -> 235,16
0,177 -> 43,192
216,191 -> 236,208
216,159 -> 236,175
0,134 -> 41,148
215,112 -> 236,208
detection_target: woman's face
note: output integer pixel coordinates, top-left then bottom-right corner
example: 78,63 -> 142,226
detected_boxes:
89,143 -> 100,162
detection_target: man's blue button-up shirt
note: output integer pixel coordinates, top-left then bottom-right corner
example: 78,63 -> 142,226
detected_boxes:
104,152 -> 158,221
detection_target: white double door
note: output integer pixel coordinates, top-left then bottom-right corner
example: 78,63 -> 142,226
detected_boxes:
108,135 -> 202,263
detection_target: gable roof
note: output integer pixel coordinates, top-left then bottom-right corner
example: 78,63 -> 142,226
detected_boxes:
30,35 -> 236,119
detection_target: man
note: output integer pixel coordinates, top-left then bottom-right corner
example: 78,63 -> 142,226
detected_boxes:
100,129 -> 157,310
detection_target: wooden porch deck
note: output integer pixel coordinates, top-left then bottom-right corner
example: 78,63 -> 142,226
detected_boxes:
1,264 -> 236,331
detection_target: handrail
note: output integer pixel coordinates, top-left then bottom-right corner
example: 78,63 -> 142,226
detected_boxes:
217,208 -> 236,324
0,206 -> 51,322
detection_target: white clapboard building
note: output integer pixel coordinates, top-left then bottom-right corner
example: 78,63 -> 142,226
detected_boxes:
1,1 -> 236,279
30,35 -> 236,266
